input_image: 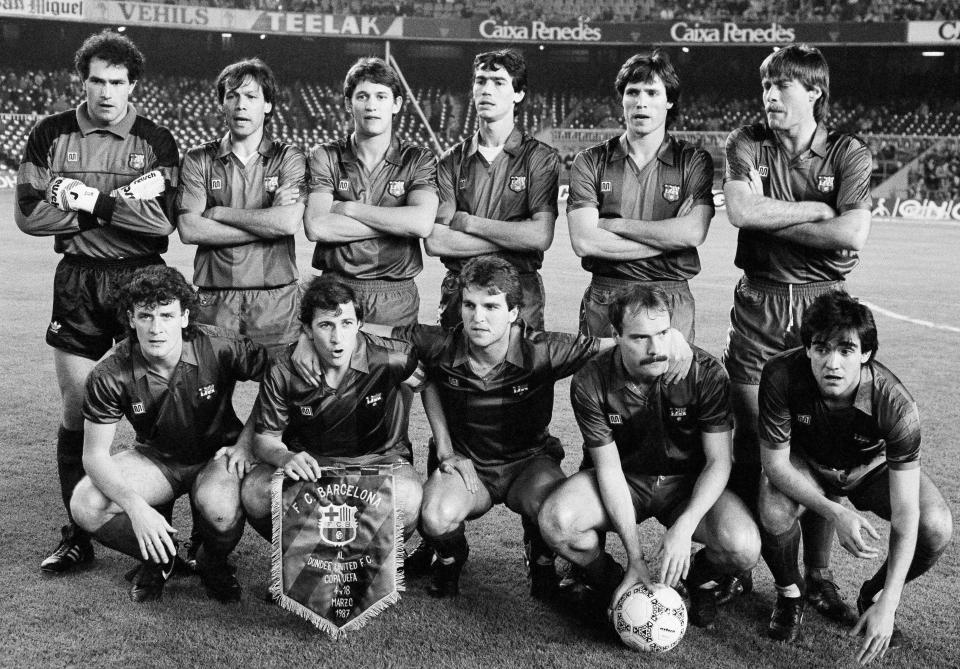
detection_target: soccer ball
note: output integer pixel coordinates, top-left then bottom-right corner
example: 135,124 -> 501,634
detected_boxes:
612,583 -> 687,653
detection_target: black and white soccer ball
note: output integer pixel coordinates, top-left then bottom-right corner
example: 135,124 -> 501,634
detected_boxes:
612,583 -> 687,652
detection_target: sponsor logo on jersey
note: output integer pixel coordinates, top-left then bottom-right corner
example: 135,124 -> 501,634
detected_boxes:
669,406 -> 687,419
387,180 -> 405,198
509,175 -> 526,192
600,180 -> 612,193
128,153 -> 145,170
211,178 -> 223,190
818,175 -> 835,193
198,384 -> 216,399
608,413 -> 623,424
448,377 -> 460,387
797,414 -> 812,425
132,402 -> 145,415
66,152 -> 78,162
458,178 -> 467,191
513,384 -> 528,395
48,320 -> 62,334
365,393 -> 383,407
338,178 -> 350,191
853,433 -> 873,444
663,184 -> 681,202
264,176 -> 279,193
758,165 -> 769,177
300,406 -> 314,417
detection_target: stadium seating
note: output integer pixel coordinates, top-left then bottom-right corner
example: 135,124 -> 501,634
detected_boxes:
2,67 -> 958,199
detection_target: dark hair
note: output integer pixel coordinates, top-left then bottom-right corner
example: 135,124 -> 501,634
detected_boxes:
473,49 -> 528,101
215,58 -> 277,119
343,57 -> 403,102
615,49 -> 680,124
607,285 -> 671,336
117,266 -> 199,341
74,30 -> 145,83
760,43 -> 830,123
299,275 -> 364,326
459,256 -> 523,311
800,292 -> 877,357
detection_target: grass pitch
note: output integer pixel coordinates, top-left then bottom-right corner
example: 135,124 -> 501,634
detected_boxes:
1,189 -> 957,668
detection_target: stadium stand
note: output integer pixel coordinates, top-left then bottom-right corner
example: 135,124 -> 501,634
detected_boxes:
2,66 -> 958,198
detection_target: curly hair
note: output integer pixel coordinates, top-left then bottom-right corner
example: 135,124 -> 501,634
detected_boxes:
299,275 -> 363,326
800,291 -> 877,357
459,256 -> 523,311
115,266 -> 200,341
74,30 -> 145,83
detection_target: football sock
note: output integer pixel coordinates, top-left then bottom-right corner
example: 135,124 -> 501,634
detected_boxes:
94,514 -> 150,560
686,549 -> 723,590
760,521 -> 804,595
430,524 -> 469,565
195,511 -> 244,562
861,539 -> 947,603
800,512 -> 834,572
56,426 -> 86,521
521,516 -> 555,566
583,551 -> 618,590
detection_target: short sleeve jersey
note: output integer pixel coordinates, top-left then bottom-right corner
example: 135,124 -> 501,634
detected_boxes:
436,127 -> 559,274
724,123 -> 873,283
394,322 -> 600,466
571,346 -> 733,476
758,348 -> 921,471
16,103 -> 179,259
307,135 -> 438,281
255,332 -> 418,463
83,325 -> 268,464
177,135 -> 306,289
567,134 -> 715,282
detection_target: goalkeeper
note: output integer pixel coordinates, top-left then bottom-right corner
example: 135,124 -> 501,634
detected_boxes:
14,30 -> 179,575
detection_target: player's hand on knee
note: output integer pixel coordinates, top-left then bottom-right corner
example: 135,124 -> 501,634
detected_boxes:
834,508 -> 880,559
657,528 -> 692,587
128,501 -> 178,564
291,333 -> 324,388
850,601 -> 895,665
440,454 -> 480,493
215,443 -> 255,477
271,183 -> 299,208
663,329 -> 693,384
283,452 -> 321,482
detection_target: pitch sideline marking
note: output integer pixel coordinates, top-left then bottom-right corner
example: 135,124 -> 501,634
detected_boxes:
861,300 -> 960,334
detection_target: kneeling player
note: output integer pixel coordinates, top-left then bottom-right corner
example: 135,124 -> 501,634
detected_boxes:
241,277 -> 424,545
70,267 -> 268,602
757,292 -> 952,662
539,285 -> 760,628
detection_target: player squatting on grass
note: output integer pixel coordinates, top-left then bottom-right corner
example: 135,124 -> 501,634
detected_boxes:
16,30 -> 954,665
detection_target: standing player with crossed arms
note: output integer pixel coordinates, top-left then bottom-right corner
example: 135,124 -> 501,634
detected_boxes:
15,30 -> 179,574
722,44 -> 873,618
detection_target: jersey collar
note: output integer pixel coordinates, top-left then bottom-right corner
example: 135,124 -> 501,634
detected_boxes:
130,339 -> 198,380
760,122 -> 828,157
610,134 -> 676,166
852,363 -> 874,415
76,102 -> 137,138
465,126 -> 524,158
216,133 -> 277,161
344,135 -> 403,167
348,333 -> 370,374
451,322 -> 527,370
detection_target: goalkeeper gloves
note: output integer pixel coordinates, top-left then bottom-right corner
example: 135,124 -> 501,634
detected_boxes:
46,177 -> 100,213
111,170 -> 165,200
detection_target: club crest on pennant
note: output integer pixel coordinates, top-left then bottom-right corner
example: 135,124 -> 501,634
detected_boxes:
318,503 -> 358,547
128,153 -> 145,170
387,180 -> 405,198
509,175 -> 526,193
338,179 -> 350,191
662,184 -> 681,202
817,175 -> 835,193
264,176 -> 278,193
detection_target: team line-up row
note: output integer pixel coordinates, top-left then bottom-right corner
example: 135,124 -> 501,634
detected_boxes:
16,30 -> 952,665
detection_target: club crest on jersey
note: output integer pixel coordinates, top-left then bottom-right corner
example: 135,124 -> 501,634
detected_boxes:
132,402 -> 145,415
669,407 -> 687,419
600,180 -> 612,193
210,179 -> 223,190
198,384 -> 216,400
338,178 -> 350,191
509,176 -> 526,193
758,165 -> 769,177
387,180 -> 405,198
66,152 -> 79,162
817,175 -> 835,193
365,393 -> 383,407
128,153 -> 145,170
608,413 -> 623,425
662,184 -> 681,203
513,384 -> 528,396
318,503 -> 358,547
264,176 -> 278,193
797,414 -> 812,425
48,320 -> 62,334
300,406 -> 313,417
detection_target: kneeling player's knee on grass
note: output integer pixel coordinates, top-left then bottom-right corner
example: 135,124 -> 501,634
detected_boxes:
758,490 -> 799,535
240,477 -> 271,520
70,478 -> 110,531
714,522 -> 761,571
920,502 -> 953,554
398,482 -> 423,534
420,500 -> 462,537
537,497 -> 576,548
